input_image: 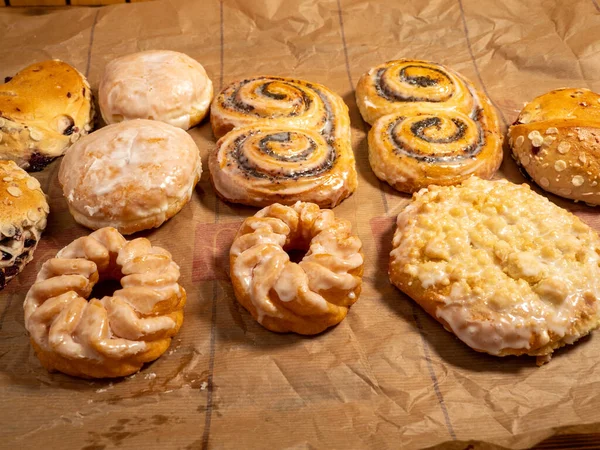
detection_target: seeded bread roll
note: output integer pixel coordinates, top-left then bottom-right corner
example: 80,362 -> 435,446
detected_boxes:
0,161 -> 49,289
509,88 -> 600,205
0,60 -> 95,171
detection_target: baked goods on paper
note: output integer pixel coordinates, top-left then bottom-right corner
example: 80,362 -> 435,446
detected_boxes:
509,88 -> 600,205
0,60 -> 95,171
356,59 -> 503,193
389,177 -> 600,364
209,77 -> 357,208
24,227 -> 186,378
99,50 -> 213,130
0,161 -> 49,290
230,201 -> 363,334
59,119 -> 202,235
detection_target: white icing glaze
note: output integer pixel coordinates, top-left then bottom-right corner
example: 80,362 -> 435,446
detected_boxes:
24,228 -> 185,365
59,120 -> 201,233
99,50 -> 213,130
230,202 -> 363,332
390,177 -> 600,356
209,77 -> 356,208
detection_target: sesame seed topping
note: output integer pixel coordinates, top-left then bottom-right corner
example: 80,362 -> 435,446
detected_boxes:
572,175 -> 585,187
540,177 -> 550,187
528,130 -> 544,147
26,178 -> 39,190
516,135 -> 524,146
557,142 -> 571,154
554,160 -> 567,172
520,113 -> 531,124
546,127 -> 559,135
7,186 -> 22,197
29,128 -> 42,142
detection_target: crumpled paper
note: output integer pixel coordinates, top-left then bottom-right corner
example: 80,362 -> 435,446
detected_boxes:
2,0 -> 600,448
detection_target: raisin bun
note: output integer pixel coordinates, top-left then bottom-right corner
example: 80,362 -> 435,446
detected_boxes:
0,161 -> 49,289
0,60 -> 95,171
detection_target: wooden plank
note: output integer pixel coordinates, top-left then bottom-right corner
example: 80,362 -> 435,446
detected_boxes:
9,0 -> 67,5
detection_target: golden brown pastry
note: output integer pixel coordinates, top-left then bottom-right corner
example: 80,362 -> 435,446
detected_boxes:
230,202 -> 363,334
59,119 -> 202,235
390,177 -> 600,364
24,227 -> 186,378
509,88 -> 600,205
99,50 -> 213,130
356,59 -> 503,193
0,161 -> 49,289
209,77 -> 357,208
0,60 -> 95,171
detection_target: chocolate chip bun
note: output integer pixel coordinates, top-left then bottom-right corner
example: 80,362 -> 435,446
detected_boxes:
0,161 -> 49,289
0,60 -> 95,171
509,88 -> 600,205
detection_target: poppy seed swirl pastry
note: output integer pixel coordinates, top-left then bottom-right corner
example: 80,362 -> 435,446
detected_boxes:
390,177 -> 600,364
509,88 -> 600,205
209,77 -> 357,208
356,60 -> 503,193
59,120 -> 202,235
24,227 -> 186,378
0,60 -> 95,171
230,202 -> 363,334
0,161 -> 49,289
99,50 -> 213,130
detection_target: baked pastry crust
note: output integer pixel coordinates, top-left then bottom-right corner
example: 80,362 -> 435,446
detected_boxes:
59,119 -> 202,235
209,77 -> 357,208
389,177 -> 600,362
356,60 -> 503,193
24,227 -> 186,378
230,202 -> 363,334
0,161 -> 49,289
99,50 -> 213,130
509,88 -> 600,205
0,60 -> 95,171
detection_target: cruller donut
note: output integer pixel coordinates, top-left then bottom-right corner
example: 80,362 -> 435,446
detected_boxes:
24,227 -> 186,378
230,201 -> 363,334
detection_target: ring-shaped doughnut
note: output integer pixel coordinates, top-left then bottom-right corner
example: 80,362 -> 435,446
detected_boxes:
230,202 -> 363,334
24,227 -> 186,378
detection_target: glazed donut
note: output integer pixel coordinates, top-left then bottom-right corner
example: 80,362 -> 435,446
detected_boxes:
0,161 -> 49,289
0,60 -> 95,171
509,88 -> 600,205
390,177 -> 600,363
230,202 -> 363,334
59,120 -> 202,235
24,227 -> 186,378
99,50 -> 213,130
209,77 -> 357,208
356,60 -> 503,193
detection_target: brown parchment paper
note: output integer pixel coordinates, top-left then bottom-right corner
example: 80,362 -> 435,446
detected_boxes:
2,0 -> 600,448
